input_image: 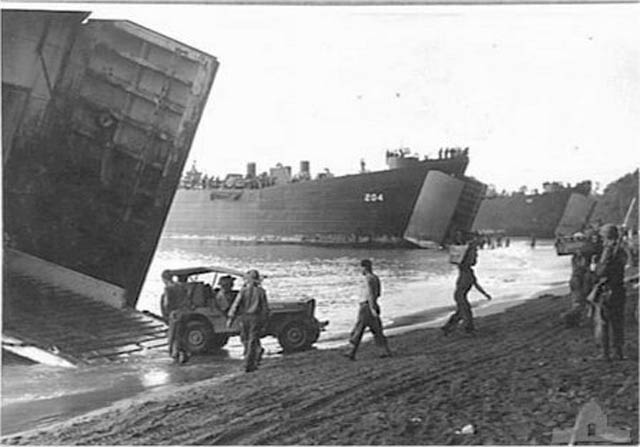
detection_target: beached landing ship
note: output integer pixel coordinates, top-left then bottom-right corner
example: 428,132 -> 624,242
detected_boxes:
474,181 -> 594,239
164,149 -> 487,248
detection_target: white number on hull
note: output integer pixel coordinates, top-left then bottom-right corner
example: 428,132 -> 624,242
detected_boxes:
364,193 -> 384,202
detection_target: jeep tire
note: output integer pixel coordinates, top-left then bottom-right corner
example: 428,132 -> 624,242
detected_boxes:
278,320 -> 313,352
183,320 -> 213,354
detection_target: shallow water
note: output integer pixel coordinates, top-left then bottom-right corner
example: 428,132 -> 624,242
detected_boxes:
1,237 -> 570,436
1,350 -> 242,435
138,237 -> 571,335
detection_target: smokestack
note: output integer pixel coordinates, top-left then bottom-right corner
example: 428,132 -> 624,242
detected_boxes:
246,162 -> 256,178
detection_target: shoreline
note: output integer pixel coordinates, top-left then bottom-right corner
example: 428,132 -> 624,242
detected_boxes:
3,274 -> 637,444
321,282 -> 571,345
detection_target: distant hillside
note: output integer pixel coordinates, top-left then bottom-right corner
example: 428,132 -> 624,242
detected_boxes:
591,169 -> 639,230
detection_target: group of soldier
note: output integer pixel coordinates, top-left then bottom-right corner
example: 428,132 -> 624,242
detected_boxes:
217,255 -> 480,365
438,147 -> 469,160
562,223 -> 634,361
167,269 -> 268,372
345,224 -> 634,364
216,251 -> 491,369
334,253 -> 489,361
166,259 -> 396,370
165,243 -> 498,371
169,221 -> 635,372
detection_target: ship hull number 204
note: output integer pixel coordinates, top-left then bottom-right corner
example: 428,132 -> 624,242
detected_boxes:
364,193 -> 384,202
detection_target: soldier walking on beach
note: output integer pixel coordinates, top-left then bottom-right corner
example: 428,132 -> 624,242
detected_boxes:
442,244 -> 492,335
344,259 -> 392,360
593,224 -> 628,361
227,269 -> 270,372
161,271 -> 191,364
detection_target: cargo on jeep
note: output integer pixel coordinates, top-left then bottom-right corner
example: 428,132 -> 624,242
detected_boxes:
160,266 -> 328,354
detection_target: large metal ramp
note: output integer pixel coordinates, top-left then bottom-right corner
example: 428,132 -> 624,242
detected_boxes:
3,251 -> 168,366
3,274 -> 168,365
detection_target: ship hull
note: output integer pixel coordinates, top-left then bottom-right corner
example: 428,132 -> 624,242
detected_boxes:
164,167 -> 486,247
473,190 -> 589,238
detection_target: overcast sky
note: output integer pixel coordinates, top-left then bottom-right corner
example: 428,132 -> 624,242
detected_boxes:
8,3 -> 639,191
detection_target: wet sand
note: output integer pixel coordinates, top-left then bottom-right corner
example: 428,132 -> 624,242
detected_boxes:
2,283 -> 638,445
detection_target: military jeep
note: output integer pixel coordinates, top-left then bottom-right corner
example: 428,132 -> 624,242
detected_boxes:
160,266 -> 328,354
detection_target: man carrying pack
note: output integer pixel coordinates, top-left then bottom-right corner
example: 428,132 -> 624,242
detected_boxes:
227,269 -> 269,372
594,224 -> 628,361
344,259 -> 392,361
442,243 -> 492,335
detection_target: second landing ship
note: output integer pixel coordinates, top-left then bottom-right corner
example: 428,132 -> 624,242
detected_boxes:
164,149 -> 487,248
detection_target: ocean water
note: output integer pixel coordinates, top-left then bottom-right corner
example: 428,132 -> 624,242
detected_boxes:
138,237 -> 572,336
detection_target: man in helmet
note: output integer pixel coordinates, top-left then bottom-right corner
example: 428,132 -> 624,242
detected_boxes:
594,224 -> 628,361
215,275 -> 236,313
227,269 -> 270,372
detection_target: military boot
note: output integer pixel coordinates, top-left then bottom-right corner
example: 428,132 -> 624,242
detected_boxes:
342,345 -> 356,361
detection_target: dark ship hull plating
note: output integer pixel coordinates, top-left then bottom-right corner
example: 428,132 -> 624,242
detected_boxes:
164,157 -> 486,247
3,9 -> 218,365
3,10 -> 218,307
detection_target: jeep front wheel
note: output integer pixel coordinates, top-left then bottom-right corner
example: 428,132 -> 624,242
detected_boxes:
183,320 -> 213,354
278,320 -> 313,352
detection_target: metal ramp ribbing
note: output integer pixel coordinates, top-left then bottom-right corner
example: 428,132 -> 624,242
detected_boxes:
3,274 -> 168,365
449,178 -> 487,234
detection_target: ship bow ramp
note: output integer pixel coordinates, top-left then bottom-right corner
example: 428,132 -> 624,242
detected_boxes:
2,10 -> 218,365
3,249 -> 168,366
404,171 -> 486,247
3,10 -> 218,310
554,193 -> 597,237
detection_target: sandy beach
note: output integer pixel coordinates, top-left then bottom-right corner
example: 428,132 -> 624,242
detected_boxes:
2,280 -> 637,445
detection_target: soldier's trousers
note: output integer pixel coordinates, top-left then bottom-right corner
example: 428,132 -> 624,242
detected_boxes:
569,271 -> 595,310
602,286 -> 626,357
443,291 -> 474,332
239,315 -> 264,371
349,303 -> 388,355
563,273 -> 595,327
167,311 -> 188,358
